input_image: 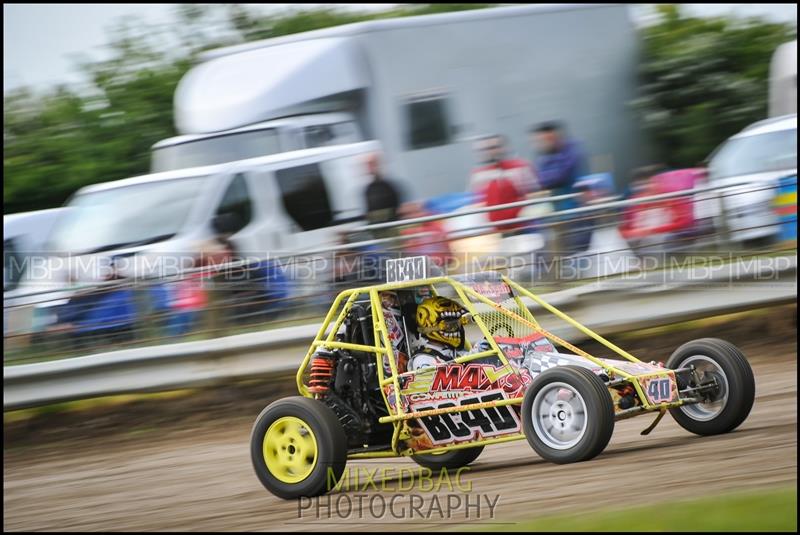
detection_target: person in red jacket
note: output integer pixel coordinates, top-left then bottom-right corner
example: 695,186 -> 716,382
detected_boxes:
468,134 -> 538,232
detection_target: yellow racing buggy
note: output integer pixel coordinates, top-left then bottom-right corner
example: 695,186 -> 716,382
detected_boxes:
250,256 -> 755,499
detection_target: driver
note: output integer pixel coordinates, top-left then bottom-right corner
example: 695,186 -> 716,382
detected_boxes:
408,296 -> 472,371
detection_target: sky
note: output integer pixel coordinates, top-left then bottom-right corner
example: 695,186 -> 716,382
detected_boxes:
4,3 -> 797,93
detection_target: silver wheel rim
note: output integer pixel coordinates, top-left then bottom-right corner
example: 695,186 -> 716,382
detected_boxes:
679,355 -> 729,421
532,382 -> 588,450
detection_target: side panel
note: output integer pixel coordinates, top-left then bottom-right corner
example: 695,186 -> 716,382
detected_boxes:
361,5 -> 645,199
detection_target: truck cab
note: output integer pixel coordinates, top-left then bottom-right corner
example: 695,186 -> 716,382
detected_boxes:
151,113 -> 363,173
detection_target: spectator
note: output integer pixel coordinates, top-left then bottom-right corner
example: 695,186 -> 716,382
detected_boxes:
167,254 -> 212,337
363,152 -> 402,226
59,256 -> 136,349
529,121 -> 588,211
468,134 -> 538,232
530,122 -> 590,254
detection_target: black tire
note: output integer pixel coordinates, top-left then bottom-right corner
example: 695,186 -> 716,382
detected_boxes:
411,446 -> 484,470
666,338 -> 755,436
250,396 -> 347,499
522,365 -> 614,464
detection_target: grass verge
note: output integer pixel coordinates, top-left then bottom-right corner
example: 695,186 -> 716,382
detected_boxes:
480,486 -> 797,532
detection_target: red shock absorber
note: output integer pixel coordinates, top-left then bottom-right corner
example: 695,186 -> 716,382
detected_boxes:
308,352 -> 335,394
616,384 -> 638,410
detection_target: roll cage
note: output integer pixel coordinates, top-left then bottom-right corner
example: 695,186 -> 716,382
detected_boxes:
296,273 -> 690,458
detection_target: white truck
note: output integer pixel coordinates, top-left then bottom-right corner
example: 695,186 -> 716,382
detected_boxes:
161,4 -> 644,197
769,40 -> 797,118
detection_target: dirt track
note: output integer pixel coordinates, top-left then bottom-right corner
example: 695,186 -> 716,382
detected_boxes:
3,310 -> 798,531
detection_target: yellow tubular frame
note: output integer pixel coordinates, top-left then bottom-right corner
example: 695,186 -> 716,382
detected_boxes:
295,275 -> 685,458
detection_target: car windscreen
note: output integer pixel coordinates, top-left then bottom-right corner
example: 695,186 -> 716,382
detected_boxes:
151,129 -> 281,172
709,128 -> 797,180
47,175 -> 208,254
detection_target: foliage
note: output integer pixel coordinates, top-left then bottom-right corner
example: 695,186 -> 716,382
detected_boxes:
4,4 -> 493,214
227,4 -> 494,41
633,4 -> 796,167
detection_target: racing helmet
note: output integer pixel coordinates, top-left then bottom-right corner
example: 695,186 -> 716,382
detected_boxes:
416,296 -> 470,348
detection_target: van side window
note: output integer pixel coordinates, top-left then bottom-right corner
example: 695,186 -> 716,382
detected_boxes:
404,95 -> 451,150
215,173 -> 252,233
331,122 -> 361,143
303,125 -> 335,148
275,164 -> 334,231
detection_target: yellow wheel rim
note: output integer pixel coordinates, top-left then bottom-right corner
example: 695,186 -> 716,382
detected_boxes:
263,416 -> 318,484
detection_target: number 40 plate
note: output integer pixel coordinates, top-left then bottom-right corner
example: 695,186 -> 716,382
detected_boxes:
641,375 -> 677,404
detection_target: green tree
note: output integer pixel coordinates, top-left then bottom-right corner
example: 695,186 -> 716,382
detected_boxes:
4,6 -> 234,214
4,4 -> 495,214
633,4 -> 796,168
226,4 -> 494,41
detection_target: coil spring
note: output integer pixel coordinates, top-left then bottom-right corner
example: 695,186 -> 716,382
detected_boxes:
308,354 -> 335,394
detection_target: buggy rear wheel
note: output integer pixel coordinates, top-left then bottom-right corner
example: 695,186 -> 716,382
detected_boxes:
250,396 -> 347,499
411,446 -> 484,470
522,366 -> 614,464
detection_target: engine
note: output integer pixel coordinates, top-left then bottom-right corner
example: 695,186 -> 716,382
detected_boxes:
306,304 -> 393,449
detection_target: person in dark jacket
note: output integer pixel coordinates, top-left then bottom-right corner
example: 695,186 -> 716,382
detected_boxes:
364,152 -> 401,225
361,152 -> 402,278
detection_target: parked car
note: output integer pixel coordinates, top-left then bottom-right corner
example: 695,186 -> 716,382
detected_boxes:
706,114 -> 797,244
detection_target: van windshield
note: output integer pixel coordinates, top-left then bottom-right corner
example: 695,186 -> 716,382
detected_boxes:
709,128 -> 797,180
151,129 -> 281,172
48,176 -> 208,254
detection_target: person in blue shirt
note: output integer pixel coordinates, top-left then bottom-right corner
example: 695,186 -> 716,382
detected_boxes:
530,121 -> 589,208
530,121 -> 591,254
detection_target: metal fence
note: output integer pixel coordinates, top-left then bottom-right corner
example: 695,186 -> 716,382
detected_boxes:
4,176 -> 796,366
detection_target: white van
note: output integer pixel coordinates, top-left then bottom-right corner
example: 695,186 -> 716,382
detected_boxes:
4,208 -> 66,293
769,40 -> 796,118
15,141 -> 380,296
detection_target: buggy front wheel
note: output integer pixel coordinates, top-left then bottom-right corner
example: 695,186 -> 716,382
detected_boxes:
666,338 -> 754,436
250,396 -> 347,499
